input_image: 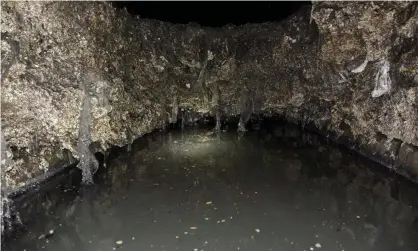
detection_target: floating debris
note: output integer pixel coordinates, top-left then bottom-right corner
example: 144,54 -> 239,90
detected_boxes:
38,229 -> 55,240
255,228 -> 260,233
116,240 -> 123,245
315,243 -> 322,248
190,226 -> 197,230
206,201 -> 212,205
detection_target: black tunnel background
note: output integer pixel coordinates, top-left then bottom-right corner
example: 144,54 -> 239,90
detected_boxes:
112,1 -> 311,27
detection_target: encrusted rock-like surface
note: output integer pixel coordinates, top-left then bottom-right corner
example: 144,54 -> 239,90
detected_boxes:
309,1 -> 418,177
1,1 -> 417,195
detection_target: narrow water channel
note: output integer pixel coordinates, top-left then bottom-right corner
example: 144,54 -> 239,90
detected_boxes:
3,125 -> 418,251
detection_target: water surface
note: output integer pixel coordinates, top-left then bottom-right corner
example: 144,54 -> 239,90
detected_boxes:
3,126 -> 418,251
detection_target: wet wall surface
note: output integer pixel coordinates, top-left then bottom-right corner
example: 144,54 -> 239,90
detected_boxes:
3,125 -> 418,251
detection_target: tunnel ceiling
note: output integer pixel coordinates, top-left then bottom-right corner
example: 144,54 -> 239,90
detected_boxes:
112,1 -> 311,27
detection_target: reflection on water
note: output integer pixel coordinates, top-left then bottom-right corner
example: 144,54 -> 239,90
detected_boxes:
3,126 -> 418,251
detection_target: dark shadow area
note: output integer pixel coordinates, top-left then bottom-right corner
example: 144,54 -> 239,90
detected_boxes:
112,1 -> 311,27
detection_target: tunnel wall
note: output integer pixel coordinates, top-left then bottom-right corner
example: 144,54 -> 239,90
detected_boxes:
1,1 -> 417,193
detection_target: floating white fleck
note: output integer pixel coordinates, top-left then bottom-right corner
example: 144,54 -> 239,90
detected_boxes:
205,217 -> 210,220
186,83 -> 191,89
255,229 -> 260,233
351,58 -> 368,73
190,227 -> 197,230
116,240 -> 123,245
372,59 -> 391,98
184,232 -> 188,235
206,201 -> 212,205
132,237 -> 135,240
176,236 -> 179,239
356,215 -> 361,219
49,229 -> 54,235
284,35 -> 297,44
315,243 -> 322,248
208,50 -> 214,61
310,247 -> 314,251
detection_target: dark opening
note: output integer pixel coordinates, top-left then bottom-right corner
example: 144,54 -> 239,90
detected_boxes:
112,1 -> 311,27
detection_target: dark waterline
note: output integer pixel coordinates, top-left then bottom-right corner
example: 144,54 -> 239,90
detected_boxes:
3,126 -> 418,251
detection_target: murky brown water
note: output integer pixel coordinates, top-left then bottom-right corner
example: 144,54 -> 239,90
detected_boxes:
3,126 -> 418,251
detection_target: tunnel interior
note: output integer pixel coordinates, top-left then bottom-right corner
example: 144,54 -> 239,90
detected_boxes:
2,1 -> 418,251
